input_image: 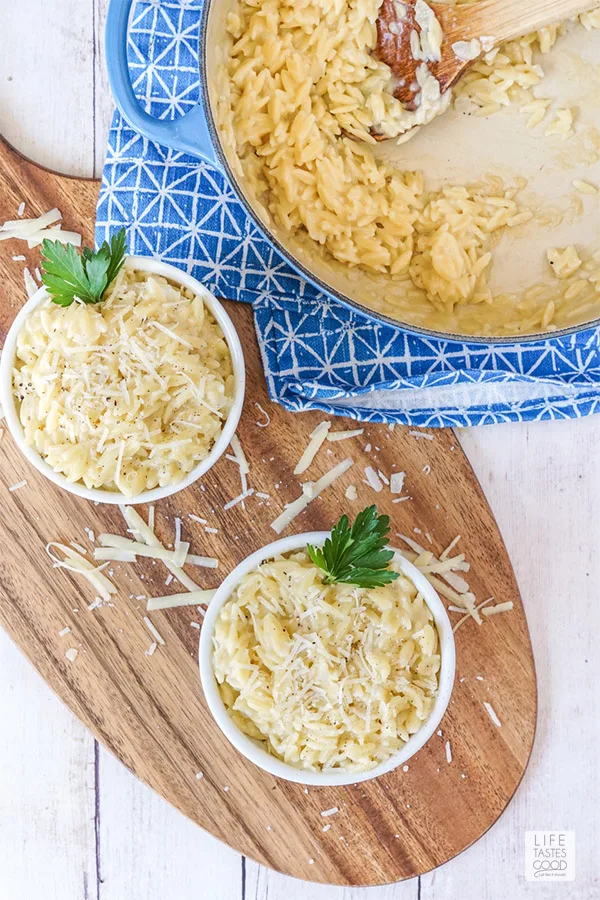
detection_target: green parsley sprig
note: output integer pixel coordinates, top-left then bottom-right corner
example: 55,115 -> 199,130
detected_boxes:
307,505 -> 400,589
41,228 -> 127,307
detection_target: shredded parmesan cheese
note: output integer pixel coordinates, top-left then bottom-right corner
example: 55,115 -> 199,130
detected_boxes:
224,488 -> 255,510
396,536 -> 501,636
143,616 -> 165,645
46,542 -> 116,601
120,506 -> 200,591
445,740 -> 452,763
270,458 -> 353,533
397,534 -> 428,555
94,547 -> 137,563
363,466 -> 383,492
345,484 -> 358,501
13,269 -> 234,496
69,541 -> 87,554
481,601 -> 514,617
172,541 -> 190,568
230,434 -> 249,476
326,428 -> 364,442
229,433 -> 250,505
409,430 -> 434,441
294,421 -> 331,475
8,479 -> 27,492
452,598 -> 494,633
23,267 -> 38,298
146,590 -> 216,611
2,209 -> 62,234
440,535 -> 461,560
27,227 -> 82,249
65,648 -> 78,662
0,208 -> 82,247
255,402 -> 271,427
390,471 -> 405,494
441,570 -> 470,594
483,701 -> 502,728
96,533 -> 218,568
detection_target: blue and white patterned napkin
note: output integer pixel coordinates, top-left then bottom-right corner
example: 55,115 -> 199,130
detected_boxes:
96,0 -> 600,427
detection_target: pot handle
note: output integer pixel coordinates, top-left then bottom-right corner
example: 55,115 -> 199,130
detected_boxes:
105,0 -> 220,166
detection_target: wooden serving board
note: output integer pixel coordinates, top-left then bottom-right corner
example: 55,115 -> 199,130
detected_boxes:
0,137 -> 537,887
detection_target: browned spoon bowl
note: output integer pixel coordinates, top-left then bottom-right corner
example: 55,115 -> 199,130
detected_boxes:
373,0 -> 600,135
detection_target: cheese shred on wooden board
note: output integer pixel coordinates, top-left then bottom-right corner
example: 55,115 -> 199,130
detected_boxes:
294,421 -> 331,475
146,589 -> 216,611
0,208 -> 81,248
270,458 -> 353,533
46,541 -> 116,601
364,466 -> 383,492
326,428 -> 364,442
96,533 -> 218,568
120,505 -> 200,592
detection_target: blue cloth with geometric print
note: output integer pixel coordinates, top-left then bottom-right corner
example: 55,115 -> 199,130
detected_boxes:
96,0 -> 600,427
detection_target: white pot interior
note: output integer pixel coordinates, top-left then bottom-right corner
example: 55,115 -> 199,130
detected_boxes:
202,7 -> 600,341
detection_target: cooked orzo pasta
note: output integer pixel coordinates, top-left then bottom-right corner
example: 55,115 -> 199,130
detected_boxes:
12,269 -> 234,496
217,0 -> 600,334
212,551 -> 440,772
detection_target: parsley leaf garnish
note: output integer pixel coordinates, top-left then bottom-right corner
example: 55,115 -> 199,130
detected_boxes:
307,505 -> 400,588
41,228 -> 127,307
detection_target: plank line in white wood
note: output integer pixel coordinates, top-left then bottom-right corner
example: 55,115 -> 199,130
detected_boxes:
245,862 -> 419,899
96,745 -> 242,900
426,417 -> 599,899
0,0 -> 96,178
0,629 -> 98,900
93,0 -> 114,179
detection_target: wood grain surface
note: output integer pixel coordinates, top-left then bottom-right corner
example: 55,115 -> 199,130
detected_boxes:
0,136 -> 537,887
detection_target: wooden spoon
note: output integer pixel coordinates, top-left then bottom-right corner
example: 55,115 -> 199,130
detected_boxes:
376,0 -> 600,112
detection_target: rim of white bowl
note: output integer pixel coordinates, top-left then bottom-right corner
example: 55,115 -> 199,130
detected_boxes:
0,256 -> 245,505
199,532 -> 456,786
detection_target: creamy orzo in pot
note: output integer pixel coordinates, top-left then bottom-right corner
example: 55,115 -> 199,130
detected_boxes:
216,0 -> 600,336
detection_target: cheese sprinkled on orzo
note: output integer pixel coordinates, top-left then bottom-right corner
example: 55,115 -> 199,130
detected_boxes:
12,268 -> 234,496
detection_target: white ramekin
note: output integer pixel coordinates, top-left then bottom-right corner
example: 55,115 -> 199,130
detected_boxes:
0,256 -> 245,505
199,532 -> 456,786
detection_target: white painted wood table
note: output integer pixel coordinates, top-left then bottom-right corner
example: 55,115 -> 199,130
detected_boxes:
1,3 -> 599,898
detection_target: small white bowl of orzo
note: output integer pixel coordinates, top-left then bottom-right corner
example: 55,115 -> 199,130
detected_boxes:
199,507 -> 456,785
0,239 -> 244,504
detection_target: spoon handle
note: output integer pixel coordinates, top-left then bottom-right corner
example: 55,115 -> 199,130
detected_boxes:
462,0 -> 599,46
